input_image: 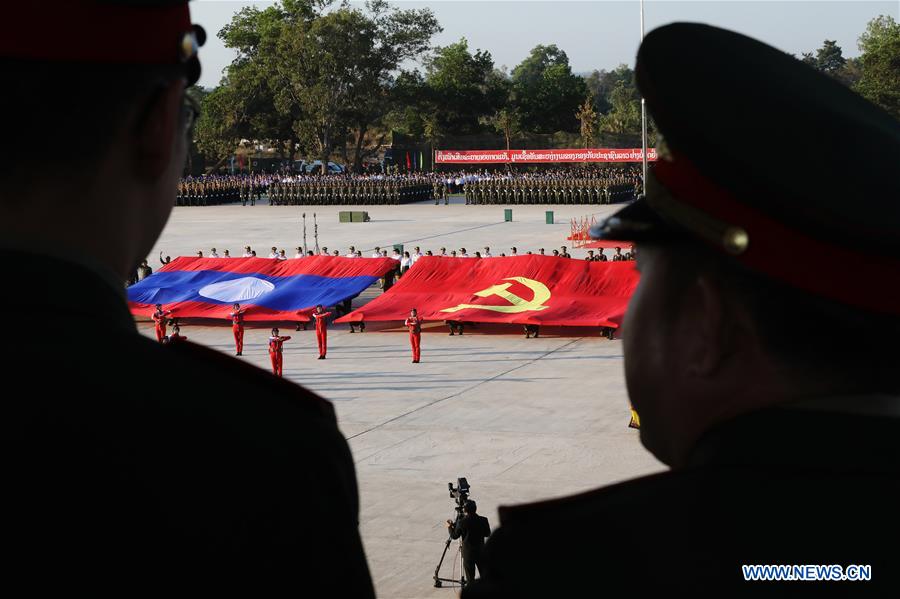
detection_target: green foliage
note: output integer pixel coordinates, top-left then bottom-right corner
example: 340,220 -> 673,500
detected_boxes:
858,15 -> 900,54
855,15 -> 900,120
575,92 -> 598,148
202,0 -> 440,172
384,70 -> 429,137
583,64 -> 634,114
423,39 -> 508,134
799,40 -> 862,88
801,40 -> 846,74
510,45 -> 587,133
480,108 -> 521,151
197,3 -> 900,162
597,80 -> 640,137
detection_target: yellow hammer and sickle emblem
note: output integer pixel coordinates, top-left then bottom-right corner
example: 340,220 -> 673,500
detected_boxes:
440,277 -> 551,314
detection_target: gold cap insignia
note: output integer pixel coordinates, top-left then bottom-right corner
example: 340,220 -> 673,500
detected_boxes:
722,226 -> 749,255
179,31 -> 198,62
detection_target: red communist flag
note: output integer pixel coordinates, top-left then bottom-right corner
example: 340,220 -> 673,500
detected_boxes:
336,255 -> 639,327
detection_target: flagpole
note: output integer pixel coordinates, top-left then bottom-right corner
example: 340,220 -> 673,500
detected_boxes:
302,212 -> 308,256
313,212 -> 319,254
640,0 -> 648,195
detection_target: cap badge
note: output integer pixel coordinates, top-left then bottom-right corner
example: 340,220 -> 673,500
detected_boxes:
722,226 -> 750,255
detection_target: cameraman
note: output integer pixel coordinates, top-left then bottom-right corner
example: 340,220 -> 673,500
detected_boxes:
446,500 -> 491,586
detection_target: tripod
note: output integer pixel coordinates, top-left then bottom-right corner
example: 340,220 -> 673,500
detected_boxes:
433,534 -> 464,588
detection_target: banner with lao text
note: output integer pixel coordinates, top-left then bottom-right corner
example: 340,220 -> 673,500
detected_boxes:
435,148 -> 657,164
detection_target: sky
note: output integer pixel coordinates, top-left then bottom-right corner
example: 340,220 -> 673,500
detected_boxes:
191,0 -> 900,89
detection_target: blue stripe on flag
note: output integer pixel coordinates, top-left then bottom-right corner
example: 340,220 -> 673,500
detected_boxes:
127,270 -> 378,311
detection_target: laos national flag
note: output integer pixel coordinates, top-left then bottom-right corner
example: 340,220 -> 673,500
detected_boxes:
128,256 -> 398,322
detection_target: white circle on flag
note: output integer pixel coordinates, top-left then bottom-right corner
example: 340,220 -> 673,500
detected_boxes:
199,277 -> 275,302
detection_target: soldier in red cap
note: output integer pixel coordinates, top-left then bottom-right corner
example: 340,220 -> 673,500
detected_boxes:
466,23 -> 900,598
151,303 -> 172,343
230,302 -> 245,355
0,2 -> 372,595
405,308 -> 423,363
268,327 -> 291,376
311,304 -> 331,359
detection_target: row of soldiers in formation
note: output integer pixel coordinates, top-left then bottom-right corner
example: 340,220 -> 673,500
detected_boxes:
175,167 -> 643,207
463,179 -> 638,205
177,175 -> 273,206
267,177 -> 435,206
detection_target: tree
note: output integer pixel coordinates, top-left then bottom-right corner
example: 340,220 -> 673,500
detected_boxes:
218,0 -> 440,173
858,15 -> 900,54
383,70 -> 429,138
583,64 -> 634,114
597,80 -> 640,138
511,45 -> 587,133
424,39 -> 507,134
575,92 -> 598,148
855,15 -> 900,119
193,82 -> 246,170
422,112 -> 442,147
802,40 -> 846,73
480,108 -> 521,152
800,40 -> 864,88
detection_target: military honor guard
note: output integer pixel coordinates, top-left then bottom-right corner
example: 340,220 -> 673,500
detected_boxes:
312,304 -> 332,359
267,328 -> 292,377
405,308 -> 423,363
230,303 -> 245,356
151,304 -> 172,343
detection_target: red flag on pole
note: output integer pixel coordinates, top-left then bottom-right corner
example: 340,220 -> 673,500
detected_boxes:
406,151 -> 411,171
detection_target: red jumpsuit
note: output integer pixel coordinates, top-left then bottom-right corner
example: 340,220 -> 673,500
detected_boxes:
268,335 -> 291,377
230,309 -> 245,354
405,316 -> 422,362
152,309 -> 171,343
313,311 -> 332,358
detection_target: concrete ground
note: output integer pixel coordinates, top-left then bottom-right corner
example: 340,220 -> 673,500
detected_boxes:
140,197 -> 664,598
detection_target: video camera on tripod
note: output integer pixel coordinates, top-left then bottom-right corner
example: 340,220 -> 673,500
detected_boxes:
448,477 -> 470,518
434,477 -> 472,588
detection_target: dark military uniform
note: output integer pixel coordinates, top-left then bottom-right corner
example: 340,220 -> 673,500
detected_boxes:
465,22 -> 900,598
2,1 -> 373,594
3,251 -> 374,595
466,406 -> 900,597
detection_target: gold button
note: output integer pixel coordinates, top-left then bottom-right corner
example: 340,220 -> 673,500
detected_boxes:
180,32 -> 198,61
722,226 -> 749,254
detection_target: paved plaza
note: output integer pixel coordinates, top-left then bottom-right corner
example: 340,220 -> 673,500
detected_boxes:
139,198 -> 665,598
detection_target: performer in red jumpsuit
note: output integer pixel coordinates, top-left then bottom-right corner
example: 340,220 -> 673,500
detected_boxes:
165,325 -> 187,344
405,308 -> 422,363
268,328 -> 291,377
151,304 -> 172,343
230,303 -> 246,355
312,304 -> 332,359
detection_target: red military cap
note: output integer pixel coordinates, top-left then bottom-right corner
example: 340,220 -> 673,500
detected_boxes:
592,23 -> 900,315
1,1 -> 205,84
